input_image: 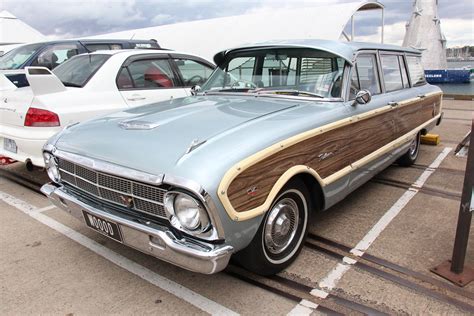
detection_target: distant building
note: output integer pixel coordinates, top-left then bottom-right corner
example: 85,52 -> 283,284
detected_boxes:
446,46 -> 474,60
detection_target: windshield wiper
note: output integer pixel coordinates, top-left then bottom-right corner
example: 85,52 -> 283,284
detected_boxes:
61,81 -> 82,88
257,89 -> 324,98
221,88 -> 255,92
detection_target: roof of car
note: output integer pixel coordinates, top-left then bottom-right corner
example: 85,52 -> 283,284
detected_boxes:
19,39 -> 159,46
78,49 -> 213,64
86,49 -> 171,56
213,39 -> 421,66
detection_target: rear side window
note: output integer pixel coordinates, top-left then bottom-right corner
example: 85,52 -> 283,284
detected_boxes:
406,56 -> 426,86
349,54 -> 381,99
53,54 -> 110,87
125,59 -> 177,89
85,44 -> 123,51
380,54 -> 403,92
31,43 -> 80,70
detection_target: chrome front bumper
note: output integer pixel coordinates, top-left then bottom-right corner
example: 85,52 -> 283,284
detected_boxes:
41,183 -> 233,274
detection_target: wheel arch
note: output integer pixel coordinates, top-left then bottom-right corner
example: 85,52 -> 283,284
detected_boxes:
220,165 -> 326,221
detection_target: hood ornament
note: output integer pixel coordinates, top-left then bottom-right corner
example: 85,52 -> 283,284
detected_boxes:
118,120 -> 160,130
185,138 -> 206,154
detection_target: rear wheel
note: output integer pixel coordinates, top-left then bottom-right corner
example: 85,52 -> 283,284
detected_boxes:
397,132 -> 421,166
234,179 -> 311,275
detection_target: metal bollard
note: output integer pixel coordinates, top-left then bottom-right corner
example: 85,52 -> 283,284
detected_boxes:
431,117 -> 474,287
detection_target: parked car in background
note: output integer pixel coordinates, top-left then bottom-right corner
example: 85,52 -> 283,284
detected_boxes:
0,39 -> 160,71
41,40 -> 443,275
0,39 -> 161,91
0,49 -> 214,168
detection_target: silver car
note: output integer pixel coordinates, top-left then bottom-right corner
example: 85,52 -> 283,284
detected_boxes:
41,39 -> 443,275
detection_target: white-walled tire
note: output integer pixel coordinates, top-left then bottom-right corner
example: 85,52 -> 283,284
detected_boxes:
234,179 -> 311,275
397,132 -> 421,166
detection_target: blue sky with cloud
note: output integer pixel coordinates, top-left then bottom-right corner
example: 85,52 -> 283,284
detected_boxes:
1,0 -> 473,47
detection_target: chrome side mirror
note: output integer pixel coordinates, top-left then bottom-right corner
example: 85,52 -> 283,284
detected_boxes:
191,85 -> 201,96
354,89 -> 372,105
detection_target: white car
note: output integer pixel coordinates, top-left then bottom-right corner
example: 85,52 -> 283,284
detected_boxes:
0,49 -> 215,168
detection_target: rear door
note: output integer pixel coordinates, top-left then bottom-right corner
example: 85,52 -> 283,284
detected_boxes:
118,55 -> 187,107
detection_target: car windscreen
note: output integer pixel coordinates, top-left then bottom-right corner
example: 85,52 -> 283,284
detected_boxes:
53,54 -> 110,87
201,48 -> 347,99
0,43 -> 44,70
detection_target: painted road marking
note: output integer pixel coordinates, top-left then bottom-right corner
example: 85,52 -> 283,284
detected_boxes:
0,191 -> 239,316
287,299 -> 318,316
36,205 -> 56,213
288,147 -> 452,314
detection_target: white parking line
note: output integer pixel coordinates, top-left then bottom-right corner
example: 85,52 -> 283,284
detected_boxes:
288,147 -> 452,313
36,205 -> 57,213
0,191 -> 239,316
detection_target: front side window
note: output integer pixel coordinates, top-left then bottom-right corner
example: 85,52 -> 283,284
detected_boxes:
349,54 -> 381,99
381,54 -> 403,92
31,43 -> 80,70
53,54 -> 110,87
174,59 -> 214,86
0,43 -> 44,70
124,59 -> 177,89
202,49 -> 347,99
406,56 -> 426,86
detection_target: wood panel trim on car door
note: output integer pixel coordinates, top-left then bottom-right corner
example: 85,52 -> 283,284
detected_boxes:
218,91 -> 442,221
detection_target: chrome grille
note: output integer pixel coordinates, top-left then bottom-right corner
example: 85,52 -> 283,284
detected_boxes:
58,158 -> 167,218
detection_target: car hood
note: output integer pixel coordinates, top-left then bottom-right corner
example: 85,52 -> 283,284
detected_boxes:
54,94 -> 341,188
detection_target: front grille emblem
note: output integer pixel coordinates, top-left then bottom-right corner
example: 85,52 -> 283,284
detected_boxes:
120,195 -> 134,208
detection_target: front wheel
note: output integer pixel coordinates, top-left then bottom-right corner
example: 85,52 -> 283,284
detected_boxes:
234,179 -> 311,275
397,132 -> 421,166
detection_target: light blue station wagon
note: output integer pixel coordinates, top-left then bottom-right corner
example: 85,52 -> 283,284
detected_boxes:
41,39 -> 443,275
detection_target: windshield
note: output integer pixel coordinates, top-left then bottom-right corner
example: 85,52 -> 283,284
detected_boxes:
53,54 -> 110,87
0,43 -> 44,70
201,48 -> 347,99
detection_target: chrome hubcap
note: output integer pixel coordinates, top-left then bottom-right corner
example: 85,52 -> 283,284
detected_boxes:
264,198 -> 299,254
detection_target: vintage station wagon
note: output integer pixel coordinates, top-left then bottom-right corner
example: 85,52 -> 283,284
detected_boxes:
41,40 -> 443,275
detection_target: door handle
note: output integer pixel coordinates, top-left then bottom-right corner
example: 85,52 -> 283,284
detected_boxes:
418,94 -> 426,99
127,96 -> 146,101
388,101 -> 398,107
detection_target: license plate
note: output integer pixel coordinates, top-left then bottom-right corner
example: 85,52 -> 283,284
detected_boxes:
82,211 -> 123,242
3,138 -> 17,153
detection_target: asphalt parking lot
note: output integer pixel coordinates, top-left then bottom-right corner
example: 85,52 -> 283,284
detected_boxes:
1,99 -> 473,315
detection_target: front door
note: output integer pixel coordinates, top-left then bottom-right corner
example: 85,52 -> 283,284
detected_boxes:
118,57 -> 187,107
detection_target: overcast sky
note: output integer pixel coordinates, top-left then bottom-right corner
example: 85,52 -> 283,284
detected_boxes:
1,0 -> 473,47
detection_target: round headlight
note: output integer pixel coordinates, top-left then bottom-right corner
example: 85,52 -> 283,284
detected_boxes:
174,194 -> 201,230
43,152 -> 60,183
164,192 -> 209,232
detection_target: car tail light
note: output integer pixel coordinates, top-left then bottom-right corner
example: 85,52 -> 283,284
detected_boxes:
0,156 -> 16,165
24,108 -> 60,127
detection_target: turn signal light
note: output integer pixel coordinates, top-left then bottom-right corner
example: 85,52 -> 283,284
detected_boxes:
24,108 -> 60,127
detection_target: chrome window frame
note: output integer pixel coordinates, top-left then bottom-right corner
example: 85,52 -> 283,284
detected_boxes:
345,49 -> 383,100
